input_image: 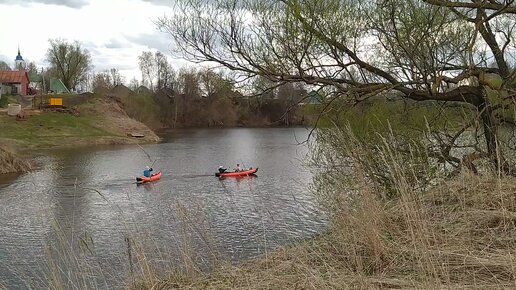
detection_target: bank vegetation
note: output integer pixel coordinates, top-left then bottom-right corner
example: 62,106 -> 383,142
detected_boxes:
0,146 -> 32,174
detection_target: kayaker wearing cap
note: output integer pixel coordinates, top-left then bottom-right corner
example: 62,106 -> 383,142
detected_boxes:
143,166 -> 153,177
234,164 -> 242,172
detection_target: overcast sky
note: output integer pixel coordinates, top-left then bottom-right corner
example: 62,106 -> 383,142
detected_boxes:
0,0 -> 189,81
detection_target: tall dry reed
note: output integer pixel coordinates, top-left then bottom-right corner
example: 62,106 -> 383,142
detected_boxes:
148,126 -> 516,289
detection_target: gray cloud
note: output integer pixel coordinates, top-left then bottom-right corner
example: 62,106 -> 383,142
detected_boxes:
92,57 -> 135,72
86,46 -> 138,72
126,31 -> 175,53
139,0 -> 172,7
124,32 -> 203,69
0,0 -> 89,8
104,38 -> 129,49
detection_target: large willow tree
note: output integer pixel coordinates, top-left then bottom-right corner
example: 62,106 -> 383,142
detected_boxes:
159,0 -> 516,172
46,39 -> 91,91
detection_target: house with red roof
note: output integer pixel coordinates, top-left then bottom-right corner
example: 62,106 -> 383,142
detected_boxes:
0,70 -> 30,96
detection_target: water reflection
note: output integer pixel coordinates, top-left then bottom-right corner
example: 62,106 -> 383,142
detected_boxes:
0,128 -> 326,288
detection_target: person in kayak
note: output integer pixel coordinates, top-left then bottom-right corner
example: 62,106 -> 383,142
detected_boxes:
234,164 -> 242,172
218,166 -> 227,173
143,166 -> 153,177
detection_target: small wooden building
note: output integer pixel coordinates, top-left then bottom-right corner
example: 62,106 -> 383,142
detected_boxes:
0,70 -> 30,96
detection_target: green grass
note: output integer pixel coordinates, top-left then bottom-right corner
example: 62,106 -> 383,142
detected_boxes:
299,98 -> 474,137
0,95 -> 19,108
0,111 -> 114,148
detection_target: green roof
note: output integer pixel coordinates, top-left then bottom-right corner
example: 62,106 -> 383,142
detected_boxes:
28,71 -> 42,82
50,78 -> 70,93
307,90 -> 323,104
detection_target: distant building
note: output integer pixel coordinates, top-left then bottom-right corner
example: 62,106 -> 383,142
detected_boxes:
136,85 -> 152,95
0,70 -> 30,95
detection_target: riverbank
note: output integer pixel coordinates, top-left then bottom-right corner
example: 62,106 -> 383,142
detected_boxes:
140,172 -> 516,289
0,96 -> 160,173
0,97 -> 160,151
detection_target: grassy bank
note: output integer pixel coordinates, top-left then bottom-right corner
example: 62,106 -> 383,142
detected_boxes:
0,97 -> 160,151
0,111 -> 110,148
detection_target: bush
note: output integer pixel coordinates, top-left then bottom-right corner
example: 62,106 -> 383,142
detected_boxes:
0,95 -> 18,108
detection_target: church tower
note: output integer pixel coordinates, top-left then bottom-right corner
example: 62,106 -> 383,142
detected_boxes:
15,47 -> 26,70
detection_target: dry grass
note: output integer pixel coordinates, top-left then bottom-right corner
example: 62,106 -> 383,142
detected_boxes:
79,98 -> 161,144
0,146 -> 33,174
21,165 -> 516,289
136,127 -> 516,289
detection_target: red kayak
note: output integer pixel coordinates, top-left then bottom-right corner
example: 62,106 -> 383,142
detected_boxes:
136,172 -> 162,183
215,168 -> 258,177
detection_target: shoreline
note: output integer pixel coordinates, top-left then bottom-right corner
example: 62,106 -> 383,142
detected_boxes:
0,97 -> 162,174
0,124 -> 308,175
0,136 -> 160,175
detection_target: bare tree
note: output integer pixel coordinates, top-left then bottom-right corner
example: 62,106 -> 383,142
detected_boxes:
92,72 -> 112,92
138,51 -> 156,90
155,51 -> 165,90
109,68 -> 125,87
25,61 -> 38,74
129,77 -> 140,91
158,0 -> 516,173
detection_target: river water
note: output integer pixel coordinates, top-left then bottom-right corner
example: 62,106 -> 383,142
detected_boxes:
0,128 -> 326,289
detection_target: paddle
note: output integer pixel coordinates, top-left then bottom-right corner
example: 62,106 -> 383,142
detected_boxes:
135,144 -> 160,184
137,143 -> 159,168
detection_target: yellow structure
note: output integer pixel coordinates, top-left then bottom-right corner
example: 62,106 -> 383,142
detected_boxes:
49,98 -> 63,106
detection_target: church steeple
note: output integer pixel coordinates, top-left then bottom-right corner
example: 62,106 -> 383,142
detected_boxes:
15,45 -> 25,70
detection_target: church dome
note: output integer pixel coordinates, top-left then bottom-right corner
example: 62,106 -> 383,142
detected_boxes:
15,49 -> 23,61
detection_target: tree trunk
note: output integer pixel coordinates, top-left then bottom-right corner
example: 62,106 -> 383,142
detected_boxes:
407,85 -> 511,174
174,101 -> 178,129
477,96 -> 509,174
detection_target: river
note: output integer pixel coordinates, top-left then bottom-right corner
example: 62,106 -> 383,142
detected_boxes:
0,128 -> 326,289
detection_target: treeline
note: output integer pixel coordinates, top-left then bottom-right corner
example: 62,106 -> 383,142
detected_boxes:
19,39 -> 313,128
134,51 -> 309,127
93,51 -> 309,128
